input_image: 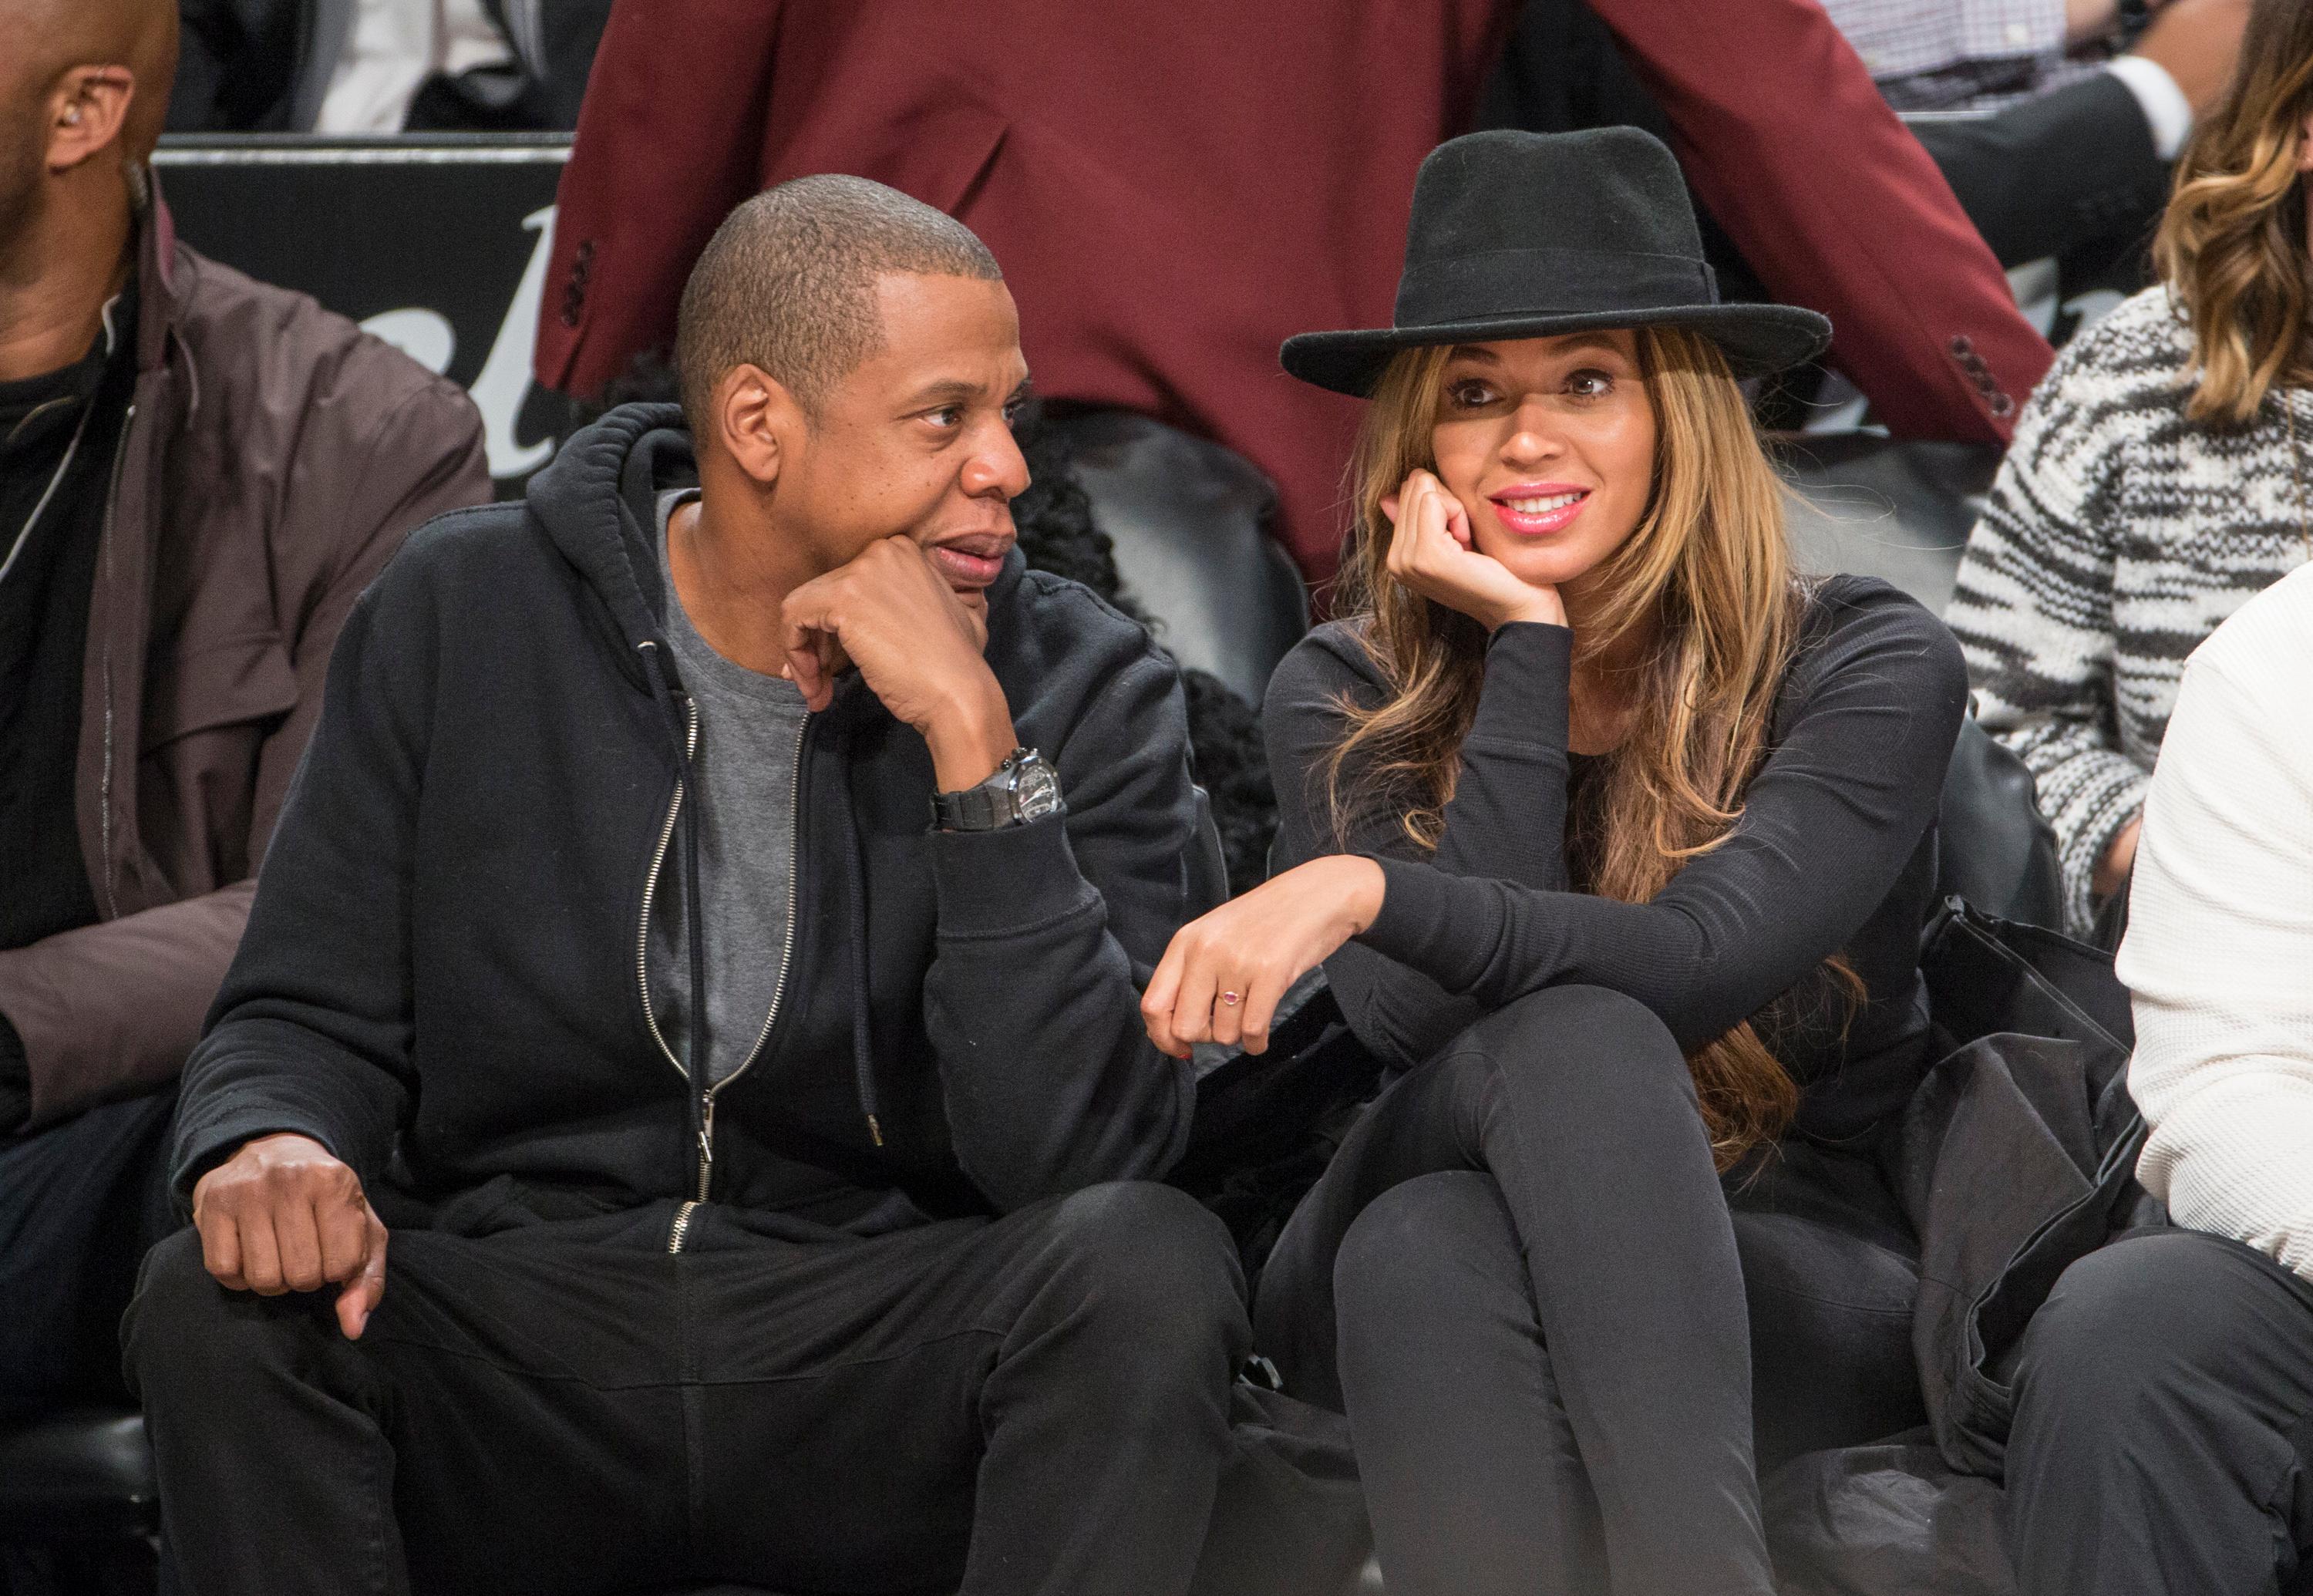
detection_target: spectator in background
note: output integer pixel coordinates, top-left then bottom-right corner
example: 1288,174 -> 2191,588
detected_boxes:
1948,0 -> 2313,938
1489,0 -> 2244,298
538,0 -> 2052,587
0,0 -> 488,1424
1828,0 -> 2173,112
170,0 -> 611,133
1826,0 -> 2251,285
2002,561 -> 2313,1594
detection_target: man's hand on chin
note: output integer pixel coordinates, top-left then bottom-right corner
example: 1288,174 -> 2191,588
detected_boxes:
779,536 -> 1020,790
190,1133 -> 389,1339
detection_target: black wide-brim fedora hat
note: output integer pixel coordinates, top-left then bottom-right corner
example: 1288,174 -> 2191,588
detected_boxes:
1281,126 -> 1833,398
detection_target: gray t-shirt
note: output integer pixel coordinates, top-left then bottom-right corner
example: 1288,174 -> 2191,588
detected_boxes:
645,488 -> 809,1086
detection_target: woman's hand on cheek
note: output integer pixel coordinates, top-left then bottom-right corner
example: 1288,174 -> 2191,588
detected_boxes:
1382,469 -> 1567,631
1141,856 -> 1387,1059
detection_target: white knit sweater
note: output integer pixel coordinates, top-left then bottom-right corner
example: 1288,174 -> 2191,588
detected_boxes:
2119,563 -> 2313,1281
1948,286 -> 2313,933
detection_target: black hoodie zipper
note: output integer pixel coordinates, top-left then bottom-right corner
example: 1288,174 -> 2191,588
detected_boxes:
673,709 -> 810,1248
637,640 -> 825,1253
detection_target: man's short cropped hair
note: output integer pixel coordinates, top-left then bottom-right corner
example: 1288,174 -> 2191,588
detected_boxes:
674,174 -> 1003,435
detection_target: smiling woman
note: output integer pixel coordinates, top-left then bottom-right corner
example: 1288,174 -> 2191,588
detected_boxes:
1330,322 -> 1798,872
1140,127 -> 1971,1596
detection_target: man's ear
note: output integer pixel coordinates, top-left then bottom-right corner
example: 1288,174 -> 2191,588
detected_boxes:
713,362 -> 807,487
46,66 -> 136,175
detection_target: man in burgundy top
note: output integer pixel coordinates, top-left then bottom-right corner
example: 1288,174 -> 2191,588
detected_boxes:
535,0 -> 2054,583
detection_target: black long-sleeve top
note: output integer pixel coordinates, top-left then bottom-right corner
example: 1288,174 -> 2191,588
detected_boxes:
1265,575 -> 1968,1143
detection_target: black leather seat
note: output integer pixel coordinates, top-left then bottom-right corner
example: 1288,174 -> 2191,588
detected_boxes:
1049,409 -> 1310,705
1939,716 -> 2062,929
0,1407 -> 155,1545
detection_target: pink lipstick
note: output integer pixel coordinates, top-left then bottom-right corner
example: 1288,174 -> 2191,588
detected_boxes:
1486,482 -> 1591,538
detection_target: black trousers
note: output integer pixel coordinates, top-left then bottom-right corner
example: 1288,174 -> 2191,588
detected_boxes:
0,1086 -> 177,1425
124,1180 -> 1247,1596
2008,1227 -> 2313,1596
1257,986 -> 1924,1596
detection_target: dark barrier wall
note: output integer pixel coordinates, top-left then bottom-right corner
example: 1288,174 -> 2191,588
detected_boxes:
153,135 -> 573,493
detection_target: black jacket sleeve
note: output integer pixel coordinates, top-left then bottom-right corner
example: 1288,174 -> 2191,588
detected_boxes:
1266,621 -> 1579,1066
1909,70 -> 2170,271
921,625 -> 1205,1211
167,543 -> 443,1201
1269,587 -> 1966,1062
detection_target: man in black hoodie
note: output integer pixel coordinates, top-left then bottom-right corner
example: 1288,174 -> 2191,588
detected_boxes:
124,176 -> 1248,1596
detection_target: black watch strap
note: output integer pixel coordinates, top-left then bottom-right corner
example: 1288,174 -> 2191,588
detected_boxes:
931,747 -> 1062,831
932,777 -> 1007,832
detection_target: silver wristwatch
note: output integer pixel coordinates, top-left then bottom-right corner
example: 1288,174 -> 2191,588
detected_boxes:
931,747 -> 1062,831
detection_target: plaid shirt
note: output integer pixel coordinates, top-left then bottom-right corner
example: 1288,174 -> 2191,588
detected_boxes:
1822,0 -> 2089,110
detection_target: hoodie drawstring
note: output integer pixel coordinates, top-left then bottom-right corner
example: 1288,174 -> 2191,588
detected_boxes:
840,722 -> 884,1147
638,639 -> 712,1194
645,648 -> 884,1173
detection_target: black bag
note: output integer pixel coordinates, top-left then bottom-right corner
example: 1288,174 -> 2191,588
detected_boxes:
1173,978 -> 1381,1596
1893,897 -> 2161,1476
1763,903 -> 2154,1595
1173,975 -> 1385,1285
1935,717 -> 2064,931
1187,1382 -> 1370,1596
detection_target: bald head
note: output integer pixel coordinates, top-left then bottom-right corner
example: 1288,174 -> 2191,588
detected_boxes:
675,174 -> 1004,436
2,0 -> 177,161
0,0 -> 172,369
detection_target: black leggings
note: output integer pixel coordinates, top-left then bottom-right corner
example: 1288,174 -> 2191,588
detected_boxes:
1255,985 -> 1924,1596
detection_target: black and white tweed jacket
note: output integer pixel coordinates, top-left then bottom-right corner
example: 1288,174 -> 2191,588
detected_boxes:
1948,285 -> 2313,933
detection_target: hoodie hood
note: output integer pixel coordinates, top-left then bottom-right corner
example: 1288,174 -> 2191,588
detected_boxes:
524,401 -> 695,689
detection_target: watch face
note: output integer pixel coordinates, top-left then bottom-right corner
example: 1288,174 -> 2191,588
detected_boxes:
1012,756 -> 1062,820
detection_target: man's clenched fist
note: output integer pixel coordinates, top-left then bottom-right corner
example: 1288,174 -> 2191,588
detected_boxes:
780,536 -> 1018,790
190,1132 -> 388,1338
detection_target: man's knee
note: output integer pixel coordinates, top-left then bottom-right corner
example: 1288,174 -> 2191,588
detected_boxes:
123,1226 -> 312,1399
126,1227 -> 224,1332
2020,1230 -> 2311,1433
1036,1181 -> 1245,1347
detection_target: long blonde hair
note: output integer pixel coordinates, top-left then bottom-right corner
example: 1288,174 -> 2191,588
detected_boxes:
2153,0 -> 2313,422
1322,325 -> 1833,1168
